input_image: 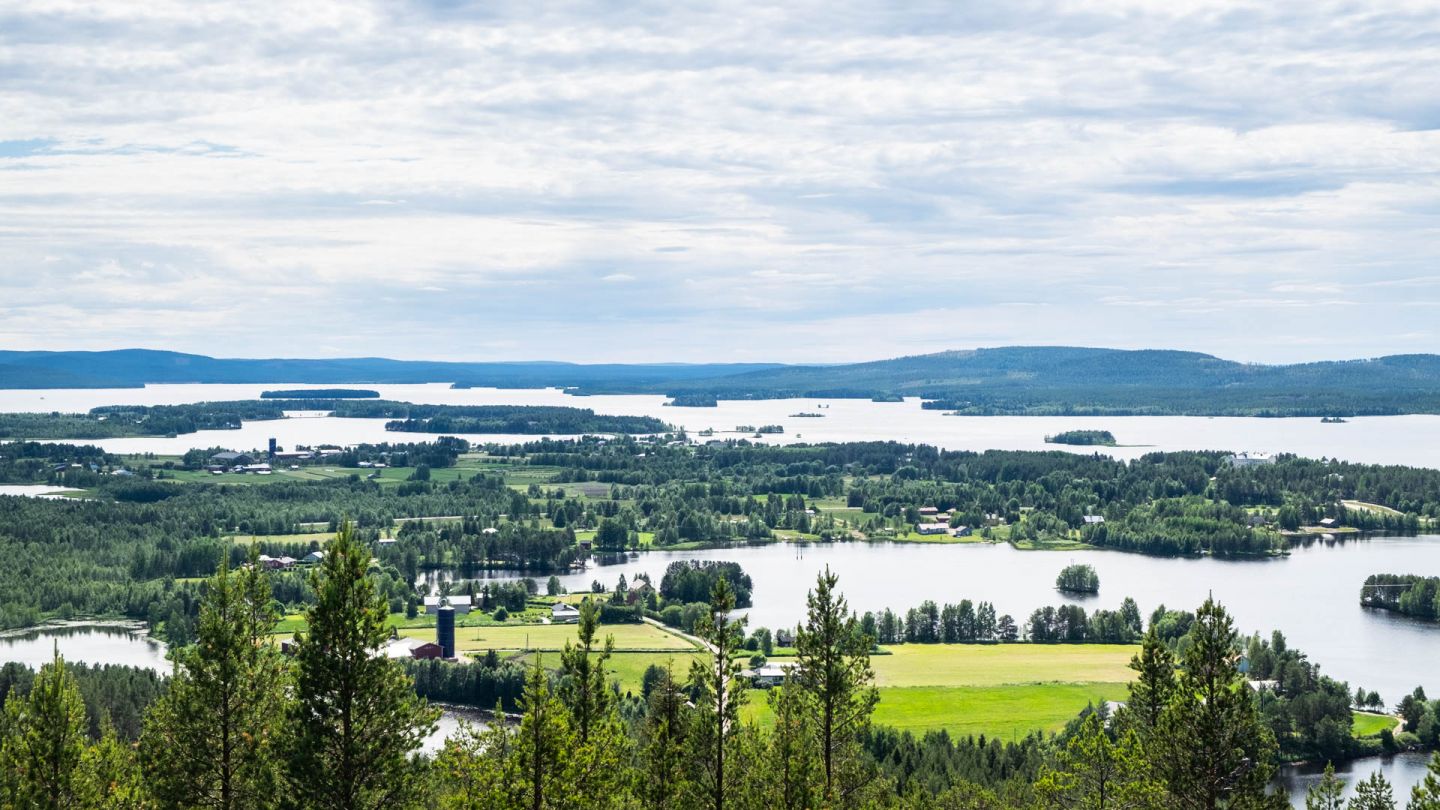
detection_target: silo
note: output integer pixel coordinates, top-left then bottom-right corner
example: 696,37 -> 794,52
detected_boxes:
437,605 -> 456,659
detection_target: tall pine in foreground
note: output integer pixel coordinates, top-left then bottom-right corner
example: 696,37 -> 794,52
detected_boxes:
1305,763 -> 1344,810
1154,598 -> 1285,810
792,566 -> 878,806
287,522 -> 438,809
0,651 -> 91,809
687,576 -> 748,810
142,549 -> 288,809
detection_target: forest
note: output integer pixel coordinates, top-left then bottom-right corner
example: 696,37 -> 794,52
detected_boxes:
0,401 -> 667,439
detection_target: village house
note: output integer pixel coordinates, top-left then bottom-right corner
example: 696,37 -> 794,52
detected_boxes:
551,603 -> 581,623
1082,515 -> 1106,525
915,523 -> 950,535
740,661 -> 796,688
1226,452 -> 1275,468
383,637 -> 444,660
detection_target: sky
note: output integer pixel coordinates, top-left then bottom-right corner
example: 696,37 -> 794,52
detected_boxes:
1,0 -> 1439,365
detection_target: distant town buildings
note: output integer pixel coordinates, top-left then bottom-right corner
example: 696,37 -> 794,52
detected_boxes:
1226,452 -> 1276,468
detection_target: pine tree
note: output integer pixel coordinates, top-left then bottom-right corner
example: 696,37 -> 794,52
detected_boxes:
1349,771 -> 1396,810
1125,627 -> 1174,737
792,566 -> 878,805
558,599 -> 612,744
556,600 -> 628,809
141,550 -> 287,809
82,715 -> 147,809
1035,712 -> 1166,810
2,650 -> 91,810
687,576 -> 748,810
287,522 -> 439,809
434,718 -> 516,810
1306,763 -> 1345,810
764,676 -> 821,810
1153,598 -> 1281,810
512,657 -> 575,810
640,663 -> 691,810
1410,752 -> 1440,809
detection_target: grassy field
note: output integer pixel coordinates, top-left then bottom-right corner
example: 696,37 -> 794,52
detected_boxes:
742,682 -> 1130,739
856,643 -> 1139,687
1352,712 -> 1398,737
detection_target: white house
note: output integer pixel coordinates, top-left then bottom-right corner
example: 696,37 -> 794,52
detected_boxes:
301,551 -> 325,565
741,662 -> 796,688
1226,452 -> 1275,468
551,603 -> 581,623
915,523 -> 949,535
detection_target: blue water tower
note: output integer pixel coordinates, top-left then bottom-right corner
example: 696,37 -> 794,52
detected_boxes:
437,605 -> 456,659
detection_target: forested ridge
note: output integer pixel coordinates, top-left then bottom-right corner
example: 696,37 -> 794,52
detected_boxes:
0,401 -> 667,439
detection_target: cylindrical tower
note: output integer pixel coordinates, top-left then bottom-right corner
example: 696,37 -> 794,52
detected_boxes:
437,605 -> 456,659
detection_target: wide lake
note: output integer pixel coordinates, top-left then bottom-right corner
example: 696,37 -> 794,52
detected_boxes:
4,383 -> 1440,468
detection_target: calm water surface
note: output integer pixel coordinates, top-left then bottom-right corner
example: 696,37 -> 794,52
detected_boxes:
0,623 -> 169,672
471,536 -> 1440,701
5,383 -> 1440,467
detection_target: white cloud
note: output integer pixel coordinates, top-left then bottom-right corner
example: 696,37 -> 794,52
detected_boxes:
0,0 -> 1437,362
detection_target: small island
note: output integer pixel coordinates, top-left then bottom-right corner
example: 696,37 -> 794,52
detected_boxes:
666,394 -> 718,407
870,393 -> 904,403
1056,563 -> 1100,594
260,388 -> 380,399
1321,416 -> 1349,424
1044,429 -> 1117,447
789,412 -> 825,418
737,424 -> 784,434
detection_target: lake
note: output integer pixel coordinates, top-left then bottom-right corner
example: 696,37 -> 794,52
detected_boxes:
0,622 -> 169,673
0,484 -> 81,498
470,535 -> 1440,702
5,383 -> 1440,467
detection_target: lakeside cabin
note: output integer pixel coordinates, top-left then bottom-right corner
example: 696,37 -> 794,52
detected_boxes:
551,603 -> 581,623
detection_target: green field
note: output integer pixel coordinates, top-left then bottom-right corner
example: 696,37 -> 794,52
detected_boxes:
741,682 -> 1130,740
861,643 -> 1139,687
1352,712 -> 1398,737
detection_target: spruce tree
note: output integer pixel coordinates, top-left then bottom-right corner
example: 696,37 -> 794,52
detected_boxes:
287,522 -> 438,809
687,576 -> 748,810
141,550 -> 287,809
792,566 -> 878,804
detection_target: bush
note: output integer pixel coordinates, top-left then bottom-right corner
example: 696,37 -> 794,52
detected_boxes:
492,607 -> 508,622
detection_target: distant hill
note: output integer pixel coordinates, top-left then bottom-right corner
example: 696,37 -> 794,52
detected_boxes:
0,350 -> 784,390
584,347 -> 1440,417
5,346 -> 1440,416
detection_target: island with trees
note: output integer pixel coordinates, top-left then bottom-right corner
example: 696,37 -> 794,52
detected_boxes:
1055,563 -> 1101,594
1044,430 -> 1118,446
260,388 -> 380,399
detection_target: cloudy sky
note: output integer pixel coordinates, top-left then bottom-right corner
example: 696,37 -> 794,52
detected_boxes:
2,0 -> 1438,364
